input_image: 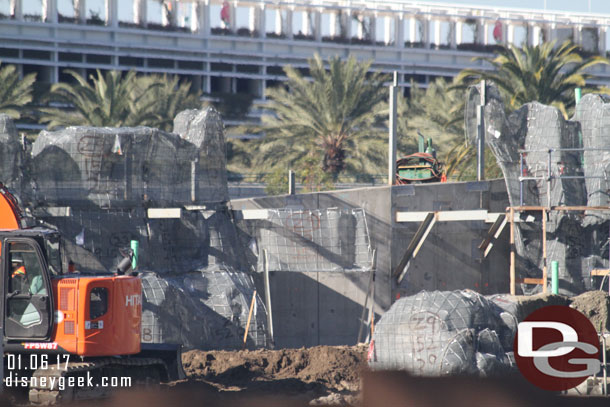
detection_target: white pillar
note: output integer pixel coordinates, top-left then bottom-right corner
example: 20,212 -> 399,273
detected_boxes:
105,0 -> 118,27
409,17 -> 417,43
74,0 -> 86,23
357,15 -> 365,39
314,9 -> 321,41
574,25 -> 582,45
475,20 -> 483,44
330,11 -> 338,38
507,23 -> 515,45
395,15 -> 404,47
191,2 -> 203,32
274,9 -> 282,36
258,5 -> 266,38
501,20 -> 508,45
532,25 -> 542,46
9,0 -> 22,20
599,27 -> 607,54
248,6 -> 257,32
133,0 -> 147,26
433,19 -> 442,47
43,0 -> 57,23
384,17 -> 392,44
483,22 -> 490,45
285,9 -> 293,39
456,20 -> 463,45
302,11 -> 311,36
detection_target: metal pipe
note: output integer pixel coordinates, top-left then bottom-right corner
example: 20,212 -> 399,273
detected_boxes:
477,80 -> 486,181
520,152 -> 524,206
547,149 -> 552,209
288,170 -> 296,195
603,334 -> 607,396
551,260 -> 559,294
388,72 -> 398,186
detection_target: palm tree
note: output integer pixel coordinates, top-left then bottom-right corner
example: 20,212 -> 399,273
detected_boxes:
136,74 -> 203,132
40,69 -> 158,129
455,41 -> 609,115
258,54 -> 388,179
0,62 -> 36,119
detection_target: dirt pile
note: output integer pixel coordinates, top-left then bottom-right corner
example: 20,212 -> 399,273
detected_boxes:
571,290 -> 610,333
179,345 -> 367,405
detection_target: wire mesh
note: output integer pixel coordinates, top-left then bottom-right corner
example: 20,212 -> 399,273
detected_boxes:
249,208 -> 373,272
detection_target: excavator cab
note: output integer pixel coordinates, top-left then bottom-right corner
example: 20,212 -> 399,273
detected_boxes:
3,230 -> 56,341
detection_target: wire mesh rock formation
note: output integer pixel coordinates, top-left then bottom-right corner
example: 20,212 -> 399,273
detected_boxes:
0,109 -> 265,350
466,83 -> 610,295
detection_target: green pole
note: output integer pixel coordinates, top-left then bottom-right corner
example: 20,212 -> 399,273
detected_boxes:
551,261 -> 559,294
575,87 -> 582,105
130,240 -> 139,270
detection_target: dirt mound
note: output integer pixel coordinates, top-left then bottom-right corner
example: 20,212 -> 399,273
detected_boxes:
571,290 -> 610,332
182,345 -> 367,398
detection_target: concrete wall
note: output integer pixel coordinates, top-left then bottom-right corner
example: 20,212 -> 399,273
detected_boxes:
231,179 -> 511,348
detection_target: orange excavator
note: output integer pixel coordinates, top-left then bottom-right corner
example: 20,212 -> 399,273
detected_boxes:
0,184 -> 184,404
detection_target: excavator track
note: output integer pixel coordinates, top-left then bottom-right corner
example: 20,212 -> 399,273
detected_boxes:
28,357 -> 166,405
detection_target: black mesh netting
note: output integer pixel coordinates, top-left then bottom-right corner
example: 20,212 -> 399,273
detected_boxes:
369,290 -> 517,376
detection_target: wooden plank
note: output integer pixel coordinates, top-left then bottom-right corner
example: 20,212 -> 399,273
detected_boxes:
147,208 -> 181,218
395,212 -> 436,284
479,214 -> 507,257
520,278 -> 544,285
396,210 -> 488,223
591,269 -> 610,277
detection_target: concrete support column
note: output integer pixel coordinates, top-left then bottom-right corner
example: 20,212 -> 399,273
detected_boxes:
302,11 -> 311,36
43,0 -> 58,23
133,0 -> 147,26
285,9 -> 293,39
483,22 -> 490,45
574,25 -> 582,45
330,11 -> 339,38
357,15 -> 365,39
105,0 -> 118,27
228,3 -> 236,32
274,9 -> 283,36
258,5 -> 266,38
9,0 -> 22,20
384,17 -> 392,44
162,1 -> 177,27
475,20 -> 483,44
314,9 -> 322,41
74,0 -> 86,23
507,23 -> 515,45
395,15 -> 404,47
433,19 -> 442,47
422,18 -> 430,48
455,20 -> 463,45
543,24 -> 552,44
532,25 -> 542,46
190,2 -> 201,32
201,1 -> 210,35
501,20 -> 508,45
450,20 -> 457,48
409,17 -> 417,43
369,14 -> 376,42
599,27 -> 607,54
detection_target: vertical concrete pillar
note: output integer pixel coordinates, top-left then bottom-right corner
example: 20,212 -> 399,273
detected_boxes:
357,14 -> 365,39
422,18 -> 430,48
9,0 -> 22,20
369,14 -> 376,42
229,2 -> 237,32
483,22 -> 490,45
133,0 -> 147,26
507,23 -> 515,45
475,20 -> 483,44
532,25 -> 542,46
43,0 -> 58,23
599,27 -> 607,54
302,10 -> 311,36
274,8 -> 282,36
259,5 -> 267,38
314,9 -> 322,41
330,11 -> 338,38
201,0 -> 210,35
450,20 -> 457,48
105,0 -> 118,27
433,19 -> 442,47
285,9 -> 292,38
395,15 -> 404,47
543,24 -> 552,44
74,0 -> 86,23
384,17 -> 392,44
409,16 -> 417,43
574,25 -> 582,45
456,20 -> 463,45
190,2 -> 202,32
501,20 -> 508,45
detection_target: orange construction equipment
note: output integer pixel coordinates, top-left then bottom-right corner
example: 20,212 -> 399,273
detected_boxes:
0,183 -> 184,404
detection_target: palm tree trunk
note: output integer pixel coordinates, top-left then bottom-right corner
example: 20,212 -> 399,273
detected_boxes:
322,144 -> 346,179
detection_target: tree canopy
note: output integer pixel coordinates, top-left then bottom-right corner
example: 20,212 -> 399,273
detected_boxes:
0,62 -> 36,119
